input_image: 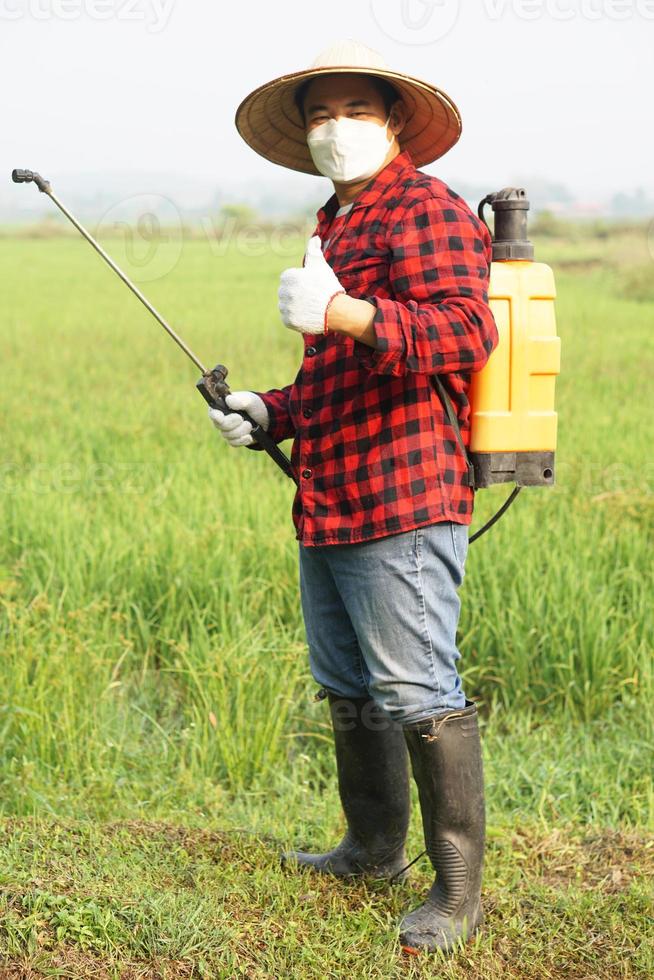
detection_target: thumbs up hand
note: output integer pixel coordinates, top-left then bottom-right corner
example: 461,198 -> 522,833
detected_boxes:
278,236 -> 345,335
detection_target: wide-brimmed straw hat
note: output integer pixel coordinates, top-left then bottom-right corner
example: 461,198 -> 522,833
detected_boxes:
235,39 -> 461,176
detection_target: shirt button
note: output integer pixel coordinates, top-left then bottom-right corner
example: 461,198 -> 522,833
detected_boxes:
303,408 -> 313,419
302,468 -> 312,479
306,346 -> 317,357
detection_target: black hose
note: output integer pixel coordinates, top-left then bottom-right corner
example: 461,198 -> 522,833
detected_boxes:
469,485 -> 522,544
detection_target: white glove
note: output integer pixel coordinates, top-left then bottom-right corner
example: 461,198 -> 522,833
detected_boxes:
208,391 -> 269,448
278,236 -> 345,335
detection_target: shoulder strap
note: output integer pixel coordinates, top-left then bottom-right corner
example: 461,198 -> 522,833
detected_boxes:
431,375 -> 476,489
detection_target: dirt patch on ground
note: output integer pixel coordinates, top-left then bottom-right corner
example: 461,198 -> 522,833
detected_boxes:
0,950 -> 194,979
509,826 -> 654,892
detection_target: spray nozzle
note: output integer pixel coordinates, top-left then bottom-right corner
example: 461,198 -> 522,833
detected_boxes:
11,169 -> 51,193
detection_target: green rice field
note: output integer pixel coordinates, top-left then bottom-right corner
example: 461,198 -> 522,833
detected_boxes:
0,222 -> 652,977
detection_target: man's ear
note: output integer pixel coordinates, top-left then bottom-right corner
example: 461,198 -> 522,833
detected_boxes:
388,100 -> 407,138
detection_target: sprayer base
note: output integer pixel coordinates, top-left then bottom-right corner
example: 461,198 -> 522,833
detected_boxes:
471,450 -> 555,488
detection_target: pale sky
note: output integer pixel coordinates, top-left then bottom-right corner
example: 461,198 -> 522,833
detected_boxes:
2,0 -> 653,201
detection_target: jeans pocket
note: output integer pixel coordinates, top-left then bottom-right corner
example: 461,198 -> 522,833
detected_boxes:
450,521 -> 469,568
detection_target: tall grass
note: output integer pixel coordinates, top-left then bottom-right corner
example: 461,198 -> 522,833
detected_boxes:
1,236 -> 652,814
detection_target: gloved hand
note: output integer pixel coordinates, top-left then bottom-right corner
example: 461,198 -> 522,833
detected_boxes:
208,391 -> 269,448
278,236 -> 345,335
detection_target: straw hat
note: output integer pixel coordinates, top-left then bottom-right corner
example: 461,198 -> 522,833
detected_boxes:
235,39 -> 461,176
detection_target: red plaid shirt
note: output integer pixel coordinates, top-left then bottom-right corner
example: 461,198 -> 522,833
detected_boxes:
256,151 -> 498,546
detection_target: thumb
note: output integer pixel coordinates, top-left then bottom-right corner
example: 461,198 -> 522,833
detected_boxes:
303,235 -> 326,268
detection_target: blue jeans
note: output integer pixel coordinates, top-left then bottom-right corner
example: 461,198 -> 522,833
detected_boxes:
299,521 -> 469,726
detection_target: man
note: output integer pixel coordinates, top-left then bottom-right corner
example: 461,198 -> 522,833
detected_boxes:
210,40 -> 498,955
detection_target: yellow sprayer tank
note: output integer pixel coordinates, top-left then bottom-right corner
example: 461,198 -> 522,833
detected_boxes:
469,188 -> 561,488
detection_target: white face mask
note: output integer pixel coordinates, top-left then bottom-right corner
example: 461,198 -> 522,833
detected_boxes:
307,115 -> 393,184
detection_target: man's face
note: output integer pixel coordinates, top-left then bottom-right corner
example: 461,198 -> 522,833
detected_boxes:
302,73 -> 392,133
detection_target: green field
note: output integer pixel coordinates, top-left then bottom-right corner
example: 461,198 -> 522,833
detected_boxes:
1,225 -> 653,978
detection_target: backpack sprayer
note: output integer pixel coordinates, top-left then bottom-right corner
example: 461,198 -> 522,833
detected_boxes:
436,187 -> 561,540
11,170 -> 559,541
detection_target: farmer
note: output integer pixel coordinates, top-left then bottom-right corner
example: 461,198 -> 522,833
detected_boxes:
209,40 -> 498,955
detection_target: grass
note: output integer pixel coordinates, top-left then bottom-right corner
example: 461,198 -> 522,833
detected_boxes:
0,227 -> 653,975
1,818 -> 652,979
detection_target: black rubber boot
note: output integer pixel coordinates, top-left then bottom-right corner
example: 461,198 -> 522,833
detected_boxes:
399,701 -> 485,954
283,692 -> 411,879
